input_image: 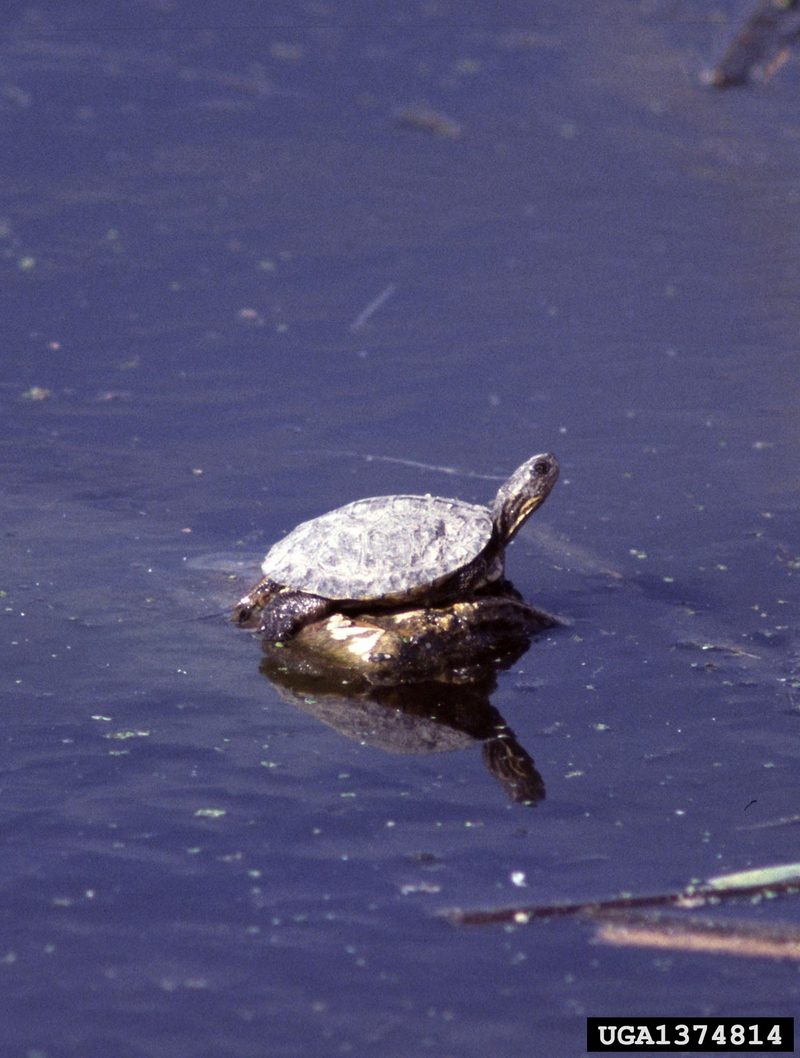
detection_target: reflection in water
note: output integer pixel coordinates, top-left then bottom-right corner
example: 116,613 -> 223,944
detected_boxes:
254,591 -> 556,804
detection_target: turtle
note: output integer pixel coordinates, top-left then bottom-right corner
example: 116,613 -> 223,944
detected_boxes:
235,452 -> 559,642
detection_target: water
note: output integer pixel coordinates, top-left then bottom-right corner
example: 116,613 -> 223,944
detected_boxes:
2,3 -> 799,1055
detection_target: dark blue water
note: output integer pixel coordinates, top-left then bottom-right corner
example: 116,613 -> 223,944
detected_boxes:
2,3 -> 799,1055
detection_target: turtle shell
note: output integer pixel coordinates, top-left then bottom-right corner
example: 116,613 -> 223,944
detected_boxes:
261,494 -> 495,602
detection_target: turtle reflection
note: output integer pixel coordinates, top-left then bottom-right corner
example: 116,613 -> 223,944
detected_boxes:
255,592 -> 554,804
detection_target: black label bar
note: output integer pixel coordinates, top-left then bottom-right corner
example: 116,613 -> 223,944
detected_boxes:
587,1017 -> 794,1052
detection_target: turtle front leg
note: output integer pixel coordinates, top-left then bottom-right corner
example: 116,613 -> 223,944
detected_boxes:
257,589 -> 334,642
233,576 -> 282,626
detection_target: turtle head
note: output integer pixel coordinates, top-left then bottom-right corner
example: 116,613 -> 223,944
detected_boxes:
492,453 -> 559,543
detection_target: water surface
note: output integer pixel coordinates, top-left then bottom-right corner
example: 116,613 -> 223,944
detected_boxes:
2,3 -> 799,1055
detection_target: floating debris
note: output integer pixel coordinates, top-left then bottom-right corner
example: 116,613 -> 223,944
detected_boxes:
395,106 -> 462,139
21,386 -> 51,401
104,729 -> 151,741
349,282 -> 397,332
236,307 -> 266,327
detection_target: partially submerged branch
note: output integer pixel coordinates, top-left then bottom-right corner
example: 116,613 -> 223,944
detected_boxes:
442,862 -> 800,926
708,0 -> 800,87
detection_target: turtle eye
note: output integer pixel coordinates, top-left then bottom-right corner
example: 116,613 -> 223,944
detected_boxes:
533,460 -> 550,476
